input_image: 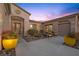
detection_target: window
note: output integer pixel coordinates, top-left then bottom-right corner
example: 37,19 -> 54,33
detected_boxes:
45,24 -> 53,31
48,25 -> 53,31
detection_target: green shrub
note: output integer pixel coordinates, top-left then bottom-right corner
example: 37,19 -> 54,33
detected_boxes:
39,30 -> 45,35
27,29 -> 39,37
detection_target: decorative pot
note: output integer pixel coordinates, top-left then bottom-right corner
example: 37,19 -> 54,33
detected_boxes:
64,36 -> 76,46
2,39 -> 18,49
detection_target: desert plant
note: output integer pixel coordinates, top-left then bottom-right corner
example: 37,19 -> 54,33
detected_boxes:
27,29 -> 39,37
39,30 -> 48,37
67,32 -> 75,38
2,31 -> 18,39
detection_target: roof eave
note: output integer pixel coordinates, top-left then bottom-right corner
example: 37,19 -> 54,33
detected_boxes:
12,3 -> 31,15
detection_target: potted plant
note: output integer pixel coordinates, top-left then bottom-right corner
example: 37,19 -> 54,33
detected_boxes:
64,32 -> 77,46
2,31 -> 18,50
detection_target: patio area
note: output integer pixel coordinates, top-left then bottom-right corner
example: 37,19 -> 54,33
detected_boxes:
16,36 -> 79,56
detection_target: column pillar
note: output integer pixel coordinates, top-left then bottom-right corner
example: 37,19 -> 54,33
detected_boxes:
75,15 -> 78,33
0,4 -> 5,50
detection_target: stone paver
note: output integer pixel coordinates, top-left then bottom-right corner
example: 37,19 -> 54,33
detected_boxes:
16,36 -> 79,56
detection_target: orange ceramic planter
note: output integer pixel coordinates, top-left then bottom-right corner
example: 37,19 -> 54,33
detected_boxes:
3,39 -> 18,49
64,36 -> 76,46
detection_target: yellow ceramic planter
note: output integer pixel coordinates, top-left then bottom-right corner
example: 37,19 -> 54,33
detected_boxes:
0,40 -> 1,48
64,36 -> 76,46
3,39 -> 18,49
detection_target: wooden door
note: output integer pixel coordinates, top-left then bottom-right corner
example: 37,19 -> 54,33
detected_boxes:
12,23 -> 21,34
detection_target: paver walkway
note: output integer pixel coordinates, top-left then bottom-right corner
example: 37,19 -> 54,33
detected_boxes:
16,36 -> 79,56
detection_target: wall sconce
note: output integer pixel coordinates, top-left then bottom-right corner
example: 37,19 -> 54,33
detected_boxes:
30,25 -> 33,28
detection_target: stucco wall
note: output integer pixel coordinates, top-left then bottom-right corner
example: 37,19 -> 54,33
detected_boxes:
2,15 -> 11,32
77,15 -> 79,33
0,4 -> 6,50
10,4 -> 30,35
29,21 -> 42,31
52,21 -> 59,35
68,16 -> 76,33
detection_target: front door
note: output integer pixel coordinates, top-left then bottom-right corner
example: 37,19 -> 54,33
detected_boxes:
11,16 -> 24,37
13,23 -> 21,34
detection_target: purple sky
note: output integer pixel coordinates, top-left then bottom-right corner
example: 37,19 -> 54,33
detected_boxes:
17,3 -> 79,22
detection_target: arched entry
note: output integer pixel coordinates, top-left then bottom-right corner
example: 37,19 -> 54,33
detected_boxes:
11,16 -> 24,36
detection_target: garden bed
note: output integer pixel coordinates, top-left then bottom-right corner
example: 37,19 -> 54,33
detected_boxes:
24,35 -> 55,42
25,29 -> 56,42
24,36 -> 45,42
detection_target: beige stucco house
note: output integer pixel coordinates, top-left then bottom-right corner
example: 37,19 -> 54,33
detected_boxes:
42,13 -> 79,36
30,13 -> 79,36
0,3 -> 31,50
0,3 -> 79,50
3,3 -> 31,36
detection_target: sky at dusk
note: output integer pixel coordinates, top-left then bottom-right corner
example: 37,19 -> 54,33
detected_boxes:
17,3 -> 79,22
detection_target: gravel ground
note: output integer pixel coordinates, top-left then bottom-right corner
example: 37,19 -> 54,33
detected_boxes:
0,48 -> 16,56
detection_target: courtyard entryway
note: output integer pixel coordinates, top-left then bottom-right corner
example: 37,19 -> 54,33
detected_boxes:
16,36 -> 79,56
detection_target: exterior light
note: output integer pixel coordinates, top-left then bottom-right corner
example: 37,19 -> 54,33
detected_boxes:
30,25 -> 33,28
